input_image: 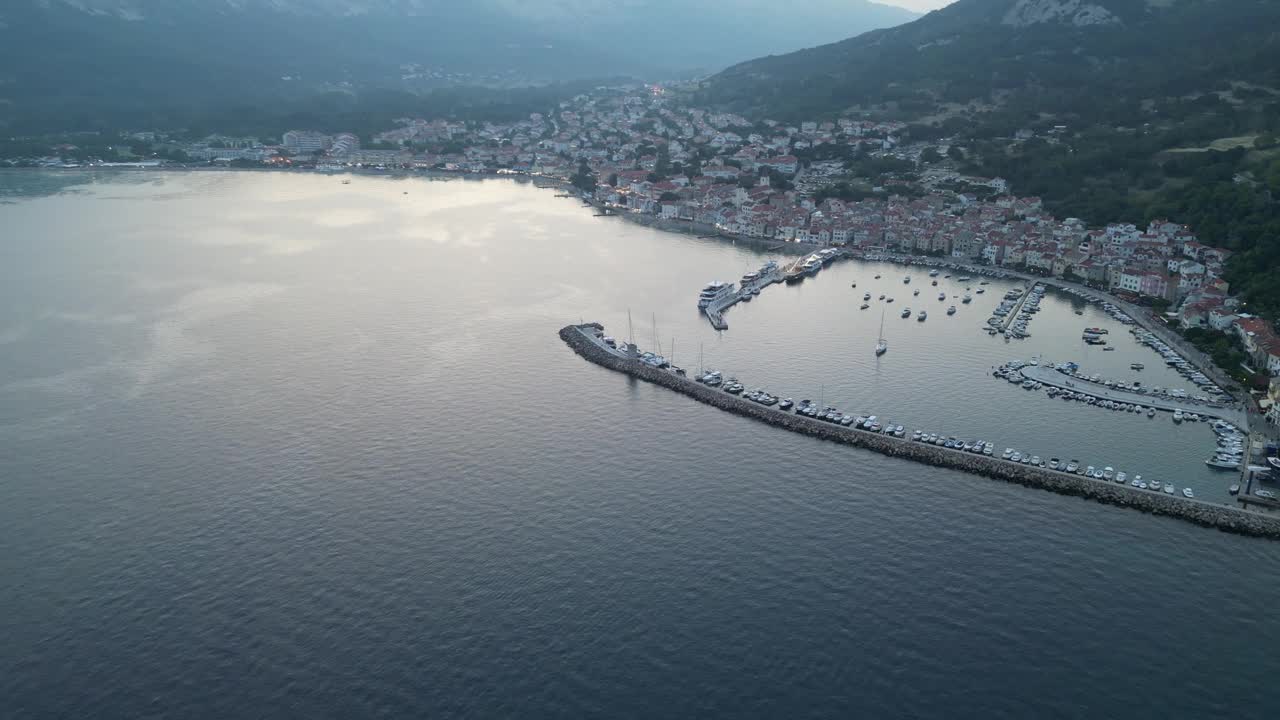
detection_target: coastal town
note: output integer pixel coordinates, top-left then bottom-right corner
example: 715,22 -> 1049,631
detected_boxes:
8,83 -> 1280,429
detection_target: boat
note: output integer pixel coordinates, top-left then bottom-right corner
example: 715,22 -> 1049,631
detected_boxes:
904,276 -> 911,284
874,274 -> 881,279
913,289 -> 920,296
932,280 -> 938,286
958,276 -> 971,282
1229,484 -> 1240,495
1183,488 -> 1194,499
929,269 -> 939,277
938,293 -> 946,301
886,297 -> 895,303
875,306 -> 888,356
901,307 -> 911,318
697,281 -> 735,308
946,305 -> 956,315
864,292 -> 872,301
1130,363 -> 1144,370
851,282 -> 857,288
961,294 -> 972,304
1205,459 -> 1240,470
878,294 -> 885,300
1268,457 -> 1280,471
860,303 -> 870,310
1173,410 -> 1184,423
1102,347 -> 1116,351
779,398 -> 793,410
1164,483 -> 1175,494
976,288 -> 985,294
917,310 -> 927,321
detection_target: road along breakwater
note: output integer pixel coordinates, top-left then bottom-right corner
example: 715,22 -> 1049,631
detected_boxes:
561,323 -> 1280,539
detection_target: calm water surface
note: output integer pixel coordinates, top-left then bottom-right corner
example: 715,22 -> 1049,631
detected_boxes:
2,171 -> 1278,719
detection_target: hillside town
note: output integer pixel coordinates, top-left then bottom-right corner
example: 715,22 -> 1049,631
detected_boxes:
9,84 -> 1280,425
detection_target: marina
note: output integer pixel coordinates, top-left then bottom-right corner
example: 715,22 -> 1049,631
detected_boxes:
563,322 -> 1280,537
627,248 -> 1272,509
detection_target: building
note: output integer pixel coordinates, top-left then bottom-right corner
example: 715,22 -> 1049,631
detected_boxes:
282,130 -> 333,153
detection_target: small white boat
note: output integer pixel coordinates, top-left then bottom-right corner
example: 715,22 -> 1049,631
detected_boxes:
1183,488 -> 1194,499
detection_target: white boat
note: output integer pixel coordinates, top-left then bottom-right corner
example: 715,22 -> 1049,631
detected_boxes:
697,281 -> 735,308
947,306 -> 956,315
1183,488 -> 1194,499
1205,458 -> 1240,470
1268,457 -> 1280,471
875,305 -> 888,356
901,307 -> 911,318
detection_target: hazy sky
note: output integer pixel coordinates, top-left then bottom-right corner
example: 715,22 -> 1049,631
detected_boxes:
884,0 -> 955,12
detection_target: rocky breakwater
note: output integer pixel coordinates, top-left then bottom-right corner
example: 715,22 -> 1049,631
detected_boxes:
560,324 -> 1280,539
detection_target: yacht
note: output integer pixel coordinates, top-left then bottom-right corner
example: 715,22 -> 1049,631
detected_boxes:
947,305 -> 957,315
697,281 -> 735,308
1002,448 -> 1015,459
779,398 -> 794,410
1172,410 -> 1184,423
917,310 -> 927,321
1164,483 -> 1175,494
1048,458 -> 1061,470
1183,488 -> 1194,499
1102,466 -> 1115,480
1205,458 -> 1240,470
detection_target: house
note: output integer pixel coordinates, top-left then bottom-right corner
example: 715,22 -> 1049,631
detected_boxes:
1235,317 -> 1280,373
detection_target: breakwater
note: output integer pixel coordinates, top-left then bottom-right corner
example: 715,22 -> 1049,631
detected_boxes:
561,323 -> 1280,539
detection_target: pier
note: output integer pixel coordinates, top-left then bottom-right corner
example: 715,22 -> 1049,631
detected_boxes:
1016,365 -> 1248,427
562,323 -> 1280,539
701,265 -> 785,331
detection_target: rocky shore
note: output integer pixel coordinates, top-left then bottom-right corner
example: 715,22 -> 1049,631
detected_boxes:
561,323 -> 1280,540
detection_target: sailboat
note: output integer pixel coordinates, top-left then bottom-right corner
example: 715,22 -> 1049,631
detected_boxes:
875,306 -> 888,356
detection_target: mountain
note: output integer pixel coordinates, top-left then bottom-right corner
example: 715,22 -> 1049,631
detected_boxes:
0,0 -> 916,133
702,0 -> 1280,120
703,0 -> 1280,321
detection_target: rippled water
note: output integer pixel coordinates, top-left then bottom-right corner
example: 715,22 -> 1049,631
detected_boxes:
2,170 -> 1278,719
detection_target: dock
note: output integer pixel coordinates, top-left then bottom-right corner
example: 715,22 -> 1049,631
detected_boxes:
1017,365 -> 1248,427
701,265 -> 785,331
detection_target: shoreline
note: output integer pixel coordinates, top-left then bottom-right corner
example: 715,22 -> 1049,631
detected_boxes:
561,323 -> 1280,539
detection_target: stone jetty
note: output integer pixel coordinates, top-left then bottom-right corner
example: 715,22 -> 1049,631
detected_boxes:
561,323 -> 1280,540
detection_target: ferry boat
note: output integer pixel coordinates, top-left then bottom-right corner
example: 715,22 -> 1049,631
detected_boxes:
947,305 -> 957,315
698,281 -> 735,308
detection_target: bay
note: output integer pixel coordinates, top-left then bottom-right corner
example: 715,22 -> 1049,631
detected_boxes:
1,170 -> 1277,719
